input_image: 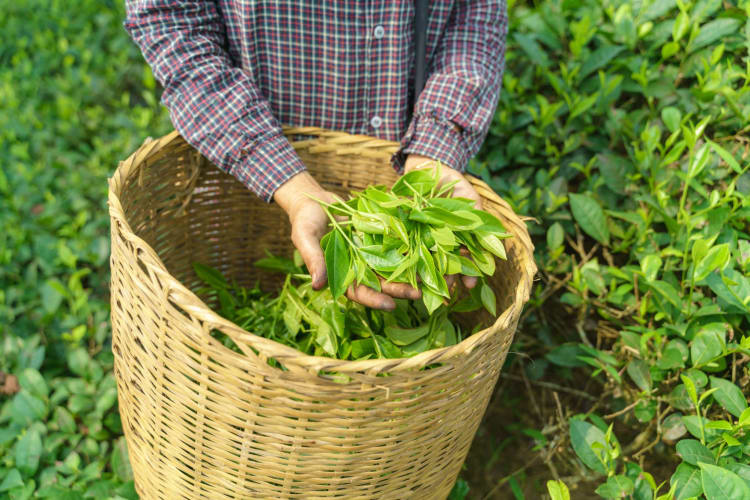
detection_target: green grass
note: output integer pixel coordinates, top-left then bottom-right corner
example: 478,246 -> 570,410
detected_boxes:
1,0 -> 749,499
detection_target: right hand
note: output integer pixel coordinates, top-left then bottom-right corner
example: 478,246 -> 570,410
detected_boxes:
274,172 -> 419,310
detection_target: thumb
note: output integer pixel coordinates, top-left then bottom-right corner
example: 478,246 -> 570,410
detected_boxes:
452,179 -> 483,210
292,227 -> 327,289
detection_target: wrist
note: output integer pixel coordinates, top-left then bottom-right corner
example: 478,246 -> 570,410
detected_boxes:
403,154 -> 438,173
273,171 -> 325,215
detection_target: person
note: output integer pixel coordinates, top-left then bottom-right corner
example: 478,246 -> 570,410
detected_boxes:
124,0 -> 508,310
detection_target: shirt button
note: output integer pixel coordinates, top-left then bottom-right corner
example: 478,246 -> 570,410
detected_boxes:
370,116 -> 383,129
373,25 -> 385,39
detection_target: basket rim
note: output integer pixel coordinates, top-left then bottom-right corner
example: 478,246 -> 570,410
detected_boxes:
108,128 -> 537,374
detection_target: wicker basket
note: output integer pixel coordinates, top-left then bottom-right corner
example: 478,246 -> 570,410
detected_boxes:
108,128 -> 536,499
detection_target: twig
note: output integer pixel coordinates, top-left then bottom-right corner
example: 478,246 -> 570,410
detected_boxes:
522,367 -> 544,422
499,374 -> 597,401
604,400 -> 639,420
634,430 -> 663,459
623,420 -> 655,455
481,454 -> 542,500
576,322 -> 594,348
553,392 -> 565,424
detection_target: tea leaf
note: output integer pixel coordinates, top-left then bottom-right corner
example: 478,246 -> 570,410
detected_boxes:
110,437 -> 133,482
546,480 -> 570,500
709,377 -> 748,418
699,463 -> 750,500
385,324 -> 430,346
0,469 -> 23,492
547,222 -> 564,250
325,230 -> 351,299
662,107 -> 682,132
479,281 -> 497,316
676,439 -> 713,466
15,428 -> 42,476
569,419 -> 608,474
580,45 -> 625,79
693,244 -> 730,282
569,194 -> 610,245
626,359 -> 652,392
595,475 -> 634,499
193,263 -> 227,289
671,463 -> 703,500
689,18 -> 743,53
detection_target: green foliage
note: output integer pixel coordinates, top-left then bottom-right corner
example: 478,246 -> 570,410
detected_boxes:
2,0 -> 749,496
474,0 -> 750,497
315,165 -> 509,313
0,0 -> 170,496
194,254 -> 492,360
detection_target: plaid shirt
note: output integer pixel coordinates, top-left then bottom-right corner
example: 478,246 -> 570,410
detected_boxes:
125,1 -> 507,201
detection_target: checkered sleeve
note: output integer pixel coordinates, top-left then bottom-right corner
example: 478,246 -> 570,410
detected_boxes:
124,0 -> 306,202
393,0 -> 508,173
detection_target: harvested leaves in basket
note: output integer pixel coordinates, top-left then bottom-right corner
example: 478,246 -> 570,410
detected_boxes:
313,163 -> 512,314
193,254 -> 497,360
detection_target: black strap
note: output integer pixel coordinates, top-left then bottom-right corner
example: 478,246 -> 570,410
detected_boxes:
411,0 -> 428,119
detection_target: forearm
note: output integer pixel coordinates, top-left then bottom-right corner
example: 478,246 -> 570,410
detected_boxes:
394,0 -> 508,173
124,0 -> 306,201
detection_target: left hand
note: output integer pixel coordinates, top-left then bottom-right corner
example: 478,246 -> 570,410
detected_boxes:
403,153 -> 482,290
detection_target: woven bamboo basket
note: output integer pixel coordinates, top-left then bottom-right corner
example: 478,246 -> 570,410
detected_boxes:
108,128 -> 536,499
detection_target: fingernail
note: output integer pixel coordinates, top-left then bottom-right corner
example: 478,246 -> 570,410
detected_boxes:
311,274 -> 323,289
382,299 -> 396,311
410,289 -> 422,299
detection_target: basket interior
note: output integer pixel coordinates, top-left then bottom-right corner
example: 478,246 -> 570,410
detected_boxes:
116,140 -> 524,339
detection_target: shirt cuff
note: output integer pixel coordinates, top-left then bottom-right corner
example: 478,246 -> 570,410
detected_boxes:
390,113 -> 472,174
231,133 -> 307,202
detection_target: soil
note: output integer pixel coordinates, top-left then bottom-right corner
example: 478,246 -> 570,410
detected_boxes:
462,365 -> 602,499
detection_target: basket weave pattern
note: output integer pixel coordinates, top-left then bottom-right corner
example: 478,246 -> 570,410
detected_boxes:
108,128 -> 536,499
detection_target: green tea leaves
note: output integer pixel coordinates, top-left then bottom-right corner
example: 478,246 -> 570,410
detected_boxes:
693,244 -> 730,282
15,428 -> 42,476
480,281 -> 497,316
194,260 -> 482,360
385,324 -> 430,346
569,194 -> 610,246
676,439 -> 713,466
477,231 -> 507,259
569,419 -> 608,474
193,263 -> 228,289
312,164 -> 509,313
324,230 -> 351,299
709,377 -> 748,418
422,288 -> 444,315
662,107 -> 682,133
671,463 -> 703,499
699,463 -> 750,500
358,246 -> 404,272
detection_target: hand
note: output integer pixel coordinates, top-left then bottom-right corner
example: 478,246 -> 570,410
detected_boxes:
274,172 -> 419,310
403,153 -> 483,290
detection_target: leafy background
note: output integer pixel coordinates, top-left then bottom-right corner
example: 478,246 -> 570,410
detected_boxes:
1,0 -> 749,498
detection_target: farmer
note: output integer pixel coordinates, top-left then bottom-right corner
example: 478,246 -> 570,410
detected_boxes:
125,0 -> 507,310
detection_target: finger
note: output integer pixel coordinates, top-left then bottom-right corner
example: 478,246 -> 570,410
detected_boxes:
291,228 -> 327,290
347,284 -> 396,310
379,278 -> 421,300
462,275 -> 478,289
458,247 -> 479,289
445,274 -> 458,292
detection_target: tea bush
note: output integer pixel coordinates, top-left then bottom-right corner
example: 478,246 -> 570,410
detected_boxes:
0,0 -> 748,498
0,0 -> 170,497
470,0 -> 750,497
